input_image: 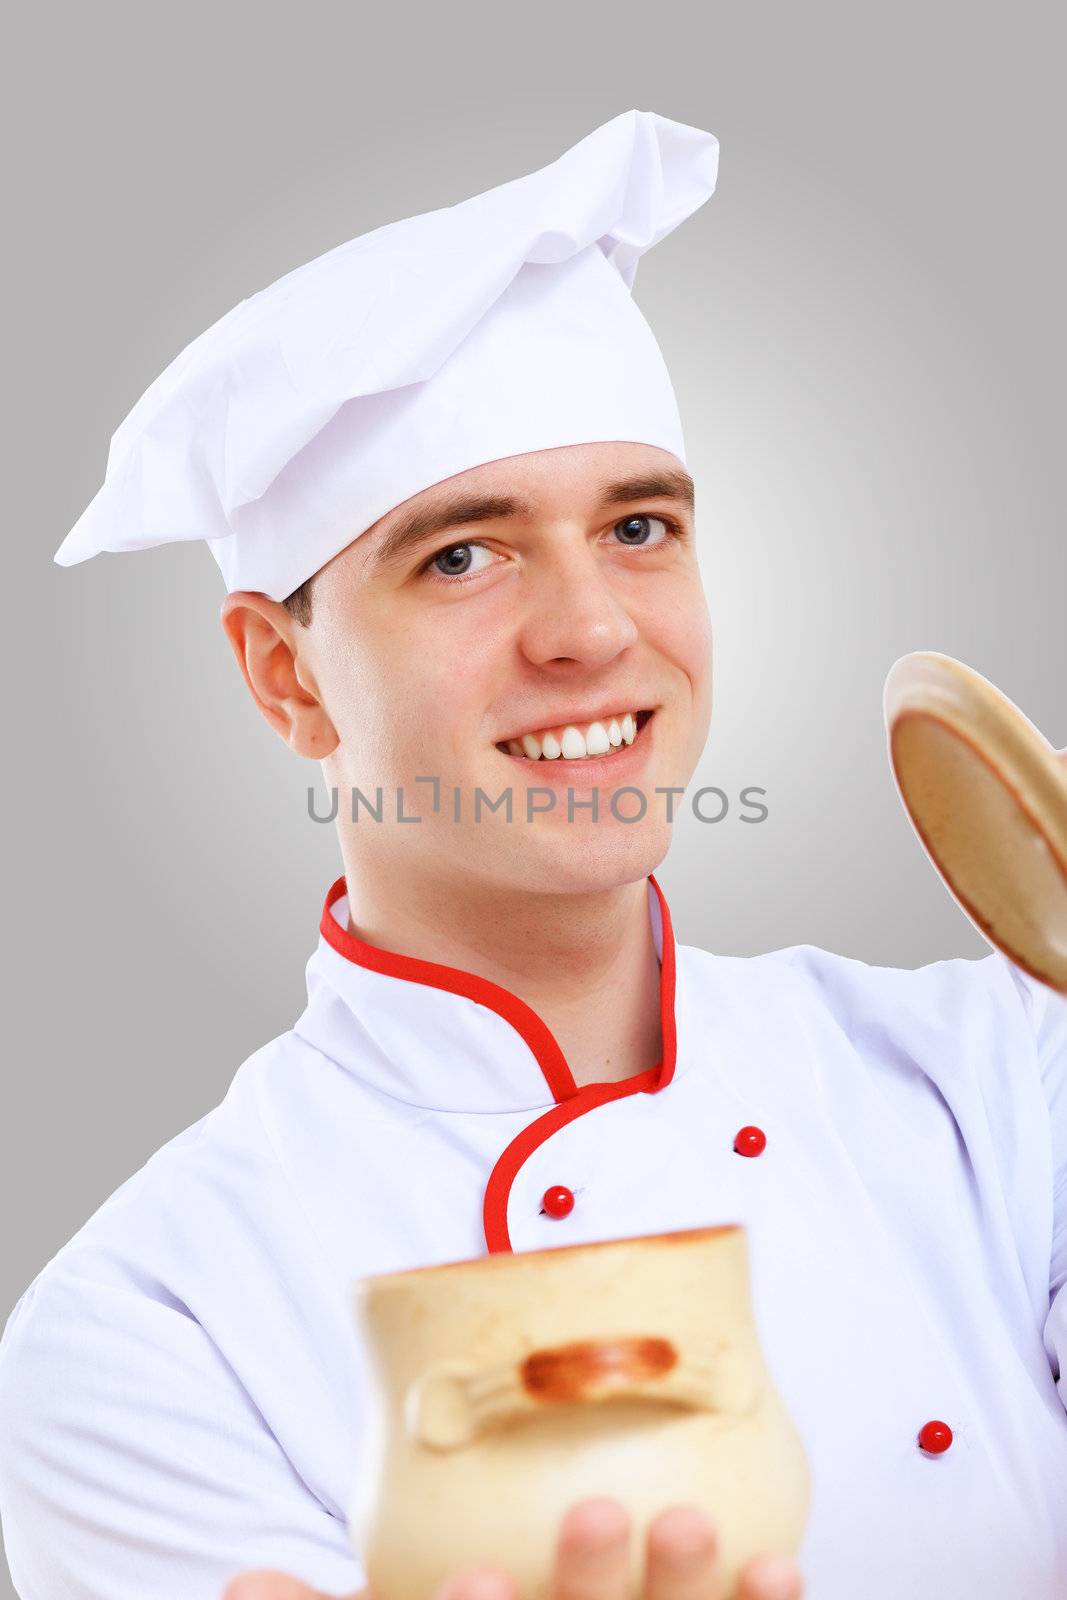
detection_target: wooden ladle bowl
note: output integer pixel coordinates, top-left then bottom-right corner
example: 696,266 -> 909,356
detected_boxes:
884,652 -> 1067,994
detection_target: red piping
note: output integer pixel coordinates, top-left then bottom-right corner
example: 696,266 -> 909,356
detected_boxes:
484,874 -> 677,1252
319,872 -> 678,1254
320,875 -> 577,1102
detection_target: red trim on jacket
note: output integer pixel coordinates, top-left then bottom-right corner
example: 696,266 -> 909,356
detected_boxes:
319,872 -> 678,1253
484,874 -> 678,1252
320,874 -> 577,1102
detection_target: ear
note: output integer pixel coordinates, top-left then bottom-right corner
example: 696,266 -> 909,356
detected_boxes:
220,592 -> 339,759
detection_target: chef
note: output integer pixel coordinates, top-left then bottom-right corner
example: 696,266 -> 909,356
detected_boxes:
0,108 -> 1064,1600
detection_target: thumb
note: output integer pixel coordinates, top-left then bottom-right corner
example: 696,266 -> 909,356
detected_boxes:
221,1573 -> 368,1600
430,1569 -> 519,1600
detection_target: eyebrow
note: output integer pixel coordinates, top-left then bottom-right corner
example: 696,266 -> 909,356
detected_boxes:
365,468 -> 696,573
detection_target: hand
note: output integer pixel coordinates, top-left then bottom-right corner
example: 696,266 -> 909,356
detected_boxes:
221,1495 -> 803,1599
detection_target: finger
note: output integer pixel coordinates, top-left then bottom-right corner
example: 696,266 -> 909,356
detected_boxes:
643,1505 -> 720,1600
431,1565 -> 521,1600
551,1496 -> 632,1600
735,1553 -> 804,1600
220,1573 -> 360,1600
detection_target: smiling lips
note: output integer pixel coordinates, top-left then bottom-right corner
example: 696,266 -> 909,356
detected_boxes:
496,709 -> 654,762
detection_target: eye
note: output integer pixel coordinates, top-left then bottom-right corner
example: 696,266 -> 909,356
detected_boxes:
420,541 -> 498,584
610,514 -> 680,549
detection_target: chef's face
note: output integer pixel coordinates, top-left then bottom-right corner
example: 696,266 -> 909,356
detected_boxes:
228,442 -> 713,895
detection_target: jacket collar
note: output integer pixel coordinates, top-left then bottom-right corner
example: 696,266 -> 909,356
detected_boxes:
293,873 -> 680,1114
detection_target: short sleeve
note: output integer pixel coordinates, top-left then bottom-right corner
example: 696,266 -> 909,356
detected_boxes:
1006,964 -> 1067,1411
0,1267 -> 364,1600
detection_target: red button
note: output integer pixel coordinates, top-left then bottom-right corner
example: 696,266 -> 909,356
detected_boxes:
541,1185 -> 575,1218
917,1420 -> 953,1455
733,1126 -> 767,1157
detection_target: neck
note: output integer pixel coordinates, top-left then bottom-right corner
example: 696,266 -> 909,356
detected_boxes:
338,854 -> 664,1088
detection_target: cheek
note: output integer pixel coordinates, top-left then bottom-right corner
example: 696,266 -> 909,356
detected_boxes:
404,662 -> 493,764
321,645 -> 488,775
654,581 -> 714,759
678,601 -> 713,680
322,568 -> 492,748
407,615 -> 503,737
648,576 -> 713,690
313,637 -> 396,767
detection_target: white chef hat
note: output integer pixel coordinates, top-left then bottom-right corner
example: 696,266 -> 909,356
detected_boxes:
54,109 -> 719,602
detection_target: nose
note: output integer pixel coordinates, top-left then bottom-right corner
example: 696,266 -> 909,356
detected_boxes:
514,533 -> 640,670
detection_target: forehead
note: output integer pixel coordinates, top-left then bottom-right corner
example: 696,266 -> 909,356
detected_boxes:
356,442 -> 694,577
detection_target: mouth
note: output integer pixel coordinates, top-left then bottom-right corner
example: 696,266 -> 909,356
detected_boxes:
495,708 -> 656,763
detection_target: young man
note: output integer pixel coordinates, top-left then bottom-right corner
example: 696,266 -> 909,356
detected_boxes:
1,109 -> 1064,1600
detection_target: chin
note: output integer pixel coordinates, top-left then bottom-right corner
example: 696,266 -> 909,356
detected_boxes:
499,821 -> 673,897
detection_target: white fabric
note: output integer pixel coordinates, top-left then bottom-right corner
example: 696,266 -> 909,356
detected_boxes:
52,110 -> 718,600
1021,963 -> 1067,1408
1,881 -> 1066,1598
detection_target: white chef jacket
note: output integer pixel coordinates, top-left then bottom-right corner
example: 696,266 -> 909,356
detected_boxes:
1,872 -> 1066,1600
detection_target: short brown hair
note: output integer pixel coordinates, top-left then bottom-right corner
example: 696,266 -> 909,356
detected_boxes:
281,574 -> 315,627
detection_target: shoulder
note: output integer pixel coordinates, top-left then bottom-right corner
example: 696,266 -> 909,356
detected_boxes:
678,935 -> 1064,1122
0,1021 -> 332,1367
36,1032 -> 296,1263
0,1025 -> 363,1598
683,933 -> 1040,1041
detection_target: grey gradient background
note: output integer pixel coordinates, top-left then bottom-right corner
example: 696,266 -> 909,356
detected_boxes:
2,2 -> 1065,1591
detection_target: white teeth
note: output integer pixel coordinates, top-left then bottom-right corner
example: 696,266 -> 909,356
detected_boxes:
501,710 -> 645,760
